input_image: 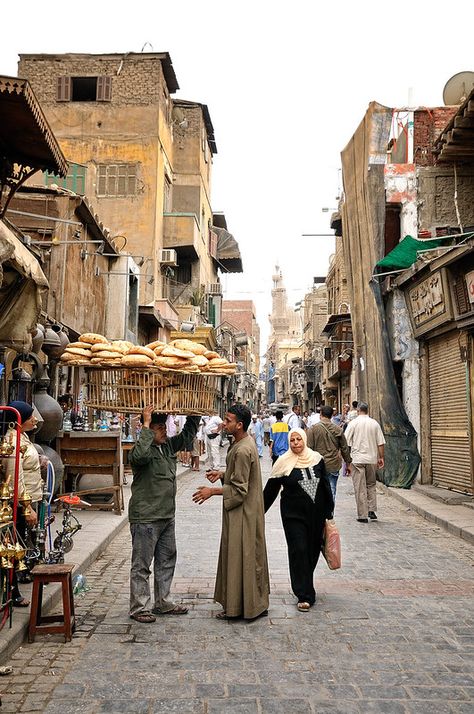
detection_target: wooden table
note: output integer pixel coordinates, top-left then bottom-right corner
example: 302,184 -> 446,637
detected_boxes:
56,431 -> 123,515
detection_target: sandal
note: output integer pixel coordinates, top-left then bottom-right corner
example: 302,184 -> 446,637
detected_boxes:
13,597 -> 30,608
297,602 -> 310,612
154,604 -> 188,615
215,610 -> 228,620
130,611 -> 156,623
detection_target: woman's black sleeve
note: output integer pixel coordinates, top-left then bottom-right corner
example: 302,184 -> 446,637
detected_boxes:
263,477 -> 282,512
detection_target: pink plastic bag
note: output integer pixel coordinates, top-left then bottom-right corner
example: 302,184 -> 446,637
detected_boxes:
323,519 -> 341,570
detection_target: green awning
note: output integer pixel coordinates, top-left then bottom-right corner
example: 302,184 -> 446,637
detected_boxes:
375,235 -> 445,272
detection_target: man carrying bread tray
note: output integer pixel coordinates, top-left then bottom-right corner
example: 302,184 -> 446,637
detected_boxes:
128,405 -> 200,623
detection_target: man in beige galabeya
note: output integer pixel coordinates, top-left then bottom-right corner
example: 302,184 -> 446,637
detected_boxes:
344,402 -> 385,523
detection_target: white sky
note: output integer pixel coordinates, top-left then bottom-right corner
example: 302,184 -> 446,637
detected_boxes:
2,1 -> 474,355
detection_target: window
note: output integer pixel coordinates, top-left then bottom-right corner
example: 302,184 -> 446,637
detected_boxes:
44,163 -> 87,194
163,176 -> 172,211
57,76 -> 112,102
97,164 -> 138,197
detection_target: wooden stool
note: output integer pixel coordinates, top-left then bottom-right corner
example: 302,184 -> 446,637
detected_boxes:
28,564 -> 76,643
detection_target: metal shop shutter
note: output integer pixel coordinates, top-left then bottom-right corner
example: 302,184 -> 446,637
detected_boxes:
429,332 -> 473,494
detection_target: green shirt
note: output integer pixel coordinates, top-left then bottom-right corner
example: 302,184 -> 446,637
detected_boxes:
128,417 -> 199,523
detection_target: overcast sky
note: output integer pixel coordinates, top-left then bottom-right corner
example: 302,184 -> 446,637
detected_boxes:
2,1 -> 474,354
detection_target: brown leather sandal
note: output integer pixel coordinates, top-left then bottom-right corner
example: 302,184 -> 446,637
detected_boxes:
130,611 -> 156,623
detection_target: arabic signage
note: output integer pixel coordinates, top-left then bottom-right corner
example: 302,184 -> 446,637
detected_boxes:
407,269 -> 452,337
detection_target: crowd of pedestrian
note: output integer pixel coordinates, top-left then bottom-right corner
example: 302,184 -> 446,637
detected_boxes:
127,398 -> 385,623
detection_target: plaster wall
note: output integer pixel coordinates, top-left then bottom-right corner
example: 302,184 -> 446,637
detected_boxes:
417,166 -> 474,231
384,164 -> 418,238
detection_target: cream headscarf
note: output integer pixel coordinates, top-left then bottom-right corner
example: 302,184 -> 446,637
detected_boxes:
271,428 -> 322,477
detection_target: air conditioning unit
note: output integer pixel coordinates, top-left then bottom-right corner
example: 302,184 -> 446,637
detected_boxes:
160,249 -> 178,266
207,282 -> 222,296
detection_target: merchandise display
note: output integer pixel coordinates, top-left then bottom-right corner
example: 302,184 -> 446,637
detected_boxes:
60,336 -> 237,375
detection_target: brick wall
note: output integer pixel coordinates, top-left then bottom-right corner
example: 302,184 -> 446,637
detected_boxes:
414,107 -> 457,167
222,300 -> 255,335
18,55 -> 168,107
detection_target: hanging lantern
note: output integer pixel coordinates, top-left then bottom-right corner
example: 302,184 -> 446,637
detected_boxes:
8,366 -> 32,404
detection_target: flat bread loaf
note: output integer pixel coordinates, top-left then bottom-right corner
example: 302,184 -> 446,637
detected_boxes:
79,333 -> 108,344
161,346 -> 195,359
63,347 -> 92,358
61,351 -> 90,362
204,351 -> 220,360
92,350 -> 123,359
68,342 -> 92,349
126,346 -> 156,360
121,354 -> 154,367
190,355 -> 209,367
171,339 -> 207,355
155,356 -> 190,369
90,357 -> 123,365
146,340 -> 166,350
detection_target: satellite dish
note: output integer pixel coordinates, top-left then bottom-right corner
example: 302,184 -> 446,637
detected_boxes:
443,71 -> 474,105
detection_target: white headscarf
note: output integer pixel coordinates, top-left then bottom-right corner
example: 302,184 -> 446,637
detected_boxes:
270,428 -> 322,477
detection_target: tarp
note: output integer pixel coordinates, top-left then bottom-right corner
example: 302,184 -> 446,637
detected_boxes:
375,235 -> 445,272
0,220 -> 48,351
341,102 -> 420,489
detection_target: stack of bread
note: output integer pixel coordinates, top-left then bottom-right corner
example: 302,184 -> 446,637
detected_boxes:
60,334 -> 236,374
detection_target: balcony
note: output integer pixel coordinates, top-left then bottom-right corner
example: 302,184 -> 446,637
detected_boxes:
163,213 -> 200,259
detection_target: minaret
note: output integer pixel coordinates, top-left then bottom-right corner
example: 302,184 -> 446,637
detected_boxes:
270,265 -> 290,337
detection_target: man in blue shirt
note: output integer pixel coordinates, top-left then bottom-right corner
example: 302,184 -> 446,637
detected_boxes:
269,410 -> 290,464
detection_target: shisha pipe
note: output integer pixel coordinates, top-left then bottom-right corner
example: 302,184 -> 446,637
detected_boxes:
45,461 -> 55,554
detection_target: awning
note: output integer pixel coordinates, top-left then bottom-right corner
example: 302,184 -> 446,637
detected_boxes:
375,235 -> 445,272
0,220 -> 48,350
434,87 -> 474,163
0,76 -> 68,176
321,313 -> 351,335
213,226 -> 243,273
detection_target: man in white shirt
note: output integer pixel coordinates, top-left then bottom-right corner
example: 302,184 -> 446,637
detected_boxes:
344,402 -> 385,523
204,415 -> 223,469
284,405 -> 301,431
306,409 -> 320,428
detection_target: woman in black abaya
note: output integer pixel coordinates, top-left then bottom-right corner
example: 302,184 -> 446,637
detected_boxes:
263,428 -> 334,611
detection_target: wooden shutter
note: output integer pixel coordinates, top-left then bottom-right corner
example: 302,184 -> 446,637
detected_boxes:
208,230 -> 218,259
429,332 -> 473,494
453,276 -> 471,316
57,76 -> 71,101
96,76 -> 112,102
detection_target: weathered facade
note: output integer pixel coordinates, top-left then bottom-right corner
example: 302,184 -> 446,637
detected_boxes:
17,53 -> 242,335
300,284 -> 327,410
340,96 -> 474,491
321,212 -> 354,410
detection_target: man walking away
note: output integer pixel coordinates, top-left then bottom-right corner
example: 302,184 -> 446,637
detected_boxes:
306,408 -> 320,428
192,404 -> 270,621
262,413 -> 272,446
128,406 -> 200,623
269,410 -> 289,464
344,402 -> 385,523
307,405 -> 352,500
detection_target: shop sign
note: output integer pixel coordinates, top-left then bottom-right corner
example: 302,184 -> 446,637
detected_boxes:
407,270 -> 449,334
466,270 -> 474,304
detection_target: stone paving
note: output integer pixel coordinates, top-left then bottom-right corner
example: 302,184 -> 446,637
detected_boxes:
1,450 -> 474,713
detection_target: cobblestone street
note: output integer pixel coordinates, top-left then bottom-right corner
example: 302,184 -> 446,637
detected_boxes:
2,451 -> 474,713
